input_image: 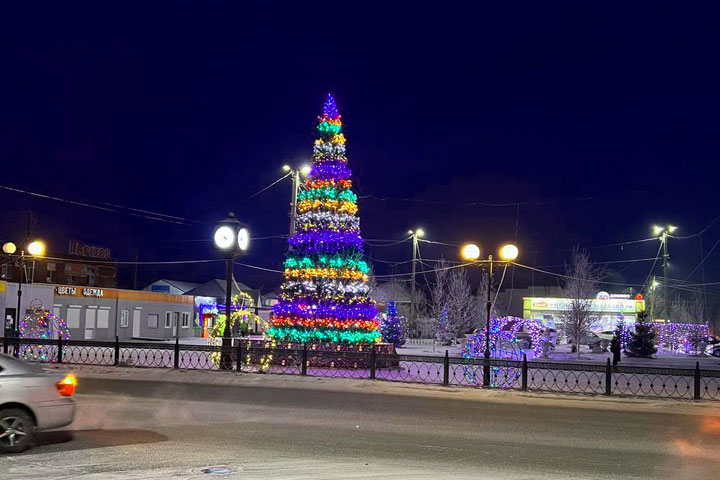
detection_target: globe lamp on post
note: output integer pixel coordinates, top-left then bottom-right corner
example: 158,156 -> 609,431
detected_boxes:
213,212 -> 250,370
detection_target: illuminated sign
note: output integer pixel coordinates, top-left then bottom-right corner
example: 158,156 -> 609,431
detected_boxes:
56,286 -> 104,297
527,297 -> 645,313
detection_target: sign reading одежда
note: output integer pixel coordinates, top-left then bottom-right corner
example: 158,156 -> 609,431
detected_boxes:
56,286 -> 104,297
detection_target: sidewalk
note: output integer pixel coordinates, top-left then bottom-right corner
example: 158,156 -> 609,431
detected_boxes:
42,363 -> 720,416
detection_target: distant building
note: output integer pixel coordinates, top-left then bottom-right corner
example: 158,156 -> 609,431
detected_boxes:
1,280 -> 194,341
185,279 -> 266,337
0,240 -> 116,288
144,279 -> 199,295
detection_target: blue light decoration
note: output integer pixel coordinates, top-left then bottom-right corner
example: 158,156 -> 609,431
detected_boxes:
462,317 -> 548,388
269,94 -> 380,345
379,300 -> 406,347
323,93 -> 340,119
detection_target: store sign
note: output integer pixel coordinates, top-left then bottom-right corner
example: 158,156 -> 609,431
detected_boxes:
529,297 -> 644,313
69,240 -> 112,260
55,286 -> 104,297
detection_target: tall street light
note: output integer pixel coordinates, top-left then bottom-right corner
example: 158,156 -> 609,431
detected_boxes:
460,242 -> 519,386
2,240 -> 46,339
653,224 -> 677,318
408,228 -> 424,334
283,164 -> 311,238
213,213 -> 250,370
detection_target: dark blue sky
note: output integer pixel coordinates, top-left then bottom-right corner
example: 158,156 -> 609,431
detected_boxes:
1,2 -> 719,293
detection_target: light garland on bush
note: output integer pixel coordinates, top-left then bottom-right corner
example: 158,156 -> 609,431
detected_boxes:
270,94 -> 379,345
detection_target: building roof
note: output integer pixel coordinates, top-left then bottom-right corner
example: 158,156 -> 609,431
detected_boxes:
185,279 -> 260,300
145,279 -> 200,293
371,281 -> 413,304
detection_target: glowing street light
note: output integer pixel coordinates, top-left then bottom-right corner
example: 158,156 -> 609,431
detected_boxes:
2,239 -> 47,340
499,244 -> 519,262
461,243 -> 481,261
2,242 -> 16,254
459,241 -> 520,386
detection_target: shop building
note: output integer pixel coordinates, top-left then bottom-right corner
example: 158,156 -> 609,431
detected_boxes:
523,292 -> 646,332
51,285 -> 194,341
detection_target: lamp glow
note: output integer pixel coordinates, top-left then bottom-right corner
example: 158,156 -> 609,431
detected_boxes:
668,225 -> 677,233
283,165 -> 291,172
499,244 -> 519,261
300,165 -> 312,176
461,243 -> 481,261
653,225 -> 664,236
2,242 -> 16,254
27,241 -> 45,256
237,227 -> 250,251
213,226 -> 235,249
416,228 -> 425,238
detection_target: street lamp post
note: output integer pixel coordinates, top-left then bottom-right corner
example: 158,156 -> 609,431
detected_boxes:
408,229 -> 424,335
2,240 -> 46,340
283,164 -> 311,238
213,213 -> 250,370
653,224 -> 677,318
461,242 -> 519,387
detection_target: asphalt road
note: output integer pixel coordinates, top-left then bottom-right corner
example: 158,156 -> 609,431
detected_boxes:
3,375 -> 720,479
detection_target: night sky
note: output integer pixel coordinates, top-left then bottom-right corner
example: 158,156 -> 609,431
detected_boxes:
1,2 -> 719,295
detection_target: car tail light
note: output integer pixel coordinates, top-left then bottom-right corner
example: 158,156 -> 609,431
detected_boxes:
56,374 -> 77,397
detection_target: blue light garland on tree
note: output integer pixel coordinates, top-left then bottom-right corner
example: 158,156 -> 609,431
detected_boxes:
379,300 -> 406,347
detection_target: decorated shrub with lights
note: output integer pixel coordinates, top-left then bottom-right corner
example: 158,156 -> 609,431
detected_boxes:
19,306 -> 71,362
269,95 -> 380,345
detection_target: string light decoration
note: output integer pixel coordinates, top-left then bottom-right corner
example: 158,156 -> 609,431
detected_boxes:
463,317 -> 547,387
269,94 -> 380,345
19,305 -> 70,361
379,301 -> 406,347
208,292 -> 263,366
653,322 -> 710,354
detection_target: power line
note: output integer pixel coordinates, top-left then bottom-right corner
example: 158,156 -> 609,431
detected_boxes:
513,262 -> 643,288
683,235 -> 720,281
238,172 -> 292,204
0,184 -> 207,226
642,243 -> 663,291
669,213 -> 720,240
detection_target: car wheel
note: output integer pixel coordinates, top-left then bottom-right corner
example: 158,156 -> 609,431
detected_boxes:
713,349 -> 720,358
0,408 -> 35,453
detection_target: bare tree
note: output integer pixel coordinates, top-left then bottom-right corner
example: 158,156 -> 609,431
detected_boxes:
446,266 -> 475,342
559,247 -> 603,358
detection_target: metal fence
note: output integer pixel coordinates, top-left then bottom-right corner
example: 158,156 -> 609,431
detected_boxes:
4,336 -> 720,400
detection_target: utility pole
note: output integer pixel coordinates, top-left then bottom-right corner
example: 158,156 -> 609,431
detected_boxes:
289,169 -> 300,237
283,165 -> 310,239
408,229 -> 424,336
662,230 -> 669,318
653,224 -> 676,320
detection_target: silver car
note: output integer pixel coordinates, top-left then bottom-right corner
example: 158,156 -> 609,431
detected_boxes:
0,354 -> 76,453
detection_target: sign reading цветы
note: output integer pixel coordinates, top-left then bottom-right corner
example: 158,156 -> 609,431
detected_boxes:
56,286 -> 104,297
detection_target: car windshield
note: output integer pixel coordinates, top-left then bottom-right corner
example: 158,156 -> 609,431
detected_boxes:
0,354 -> 47,374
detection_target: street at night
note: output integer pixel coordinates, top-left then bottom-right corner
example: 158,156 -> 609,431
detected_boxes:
2,371 -> 719,479
3,2 -> 720,478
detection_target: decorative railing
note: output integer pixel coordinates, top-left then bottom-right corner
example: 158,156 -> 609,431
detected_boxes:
3,336 -> 719,400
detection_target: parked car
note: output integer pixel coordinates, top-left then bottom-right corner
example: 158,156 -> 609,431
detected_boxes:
0,354 -> 76,453
705,339 -> 720,358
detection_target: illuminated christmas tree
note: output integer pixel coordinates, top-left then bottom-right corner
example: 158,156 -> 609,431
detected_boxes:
379,300 -> 406,347
269,94 -> 379,344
